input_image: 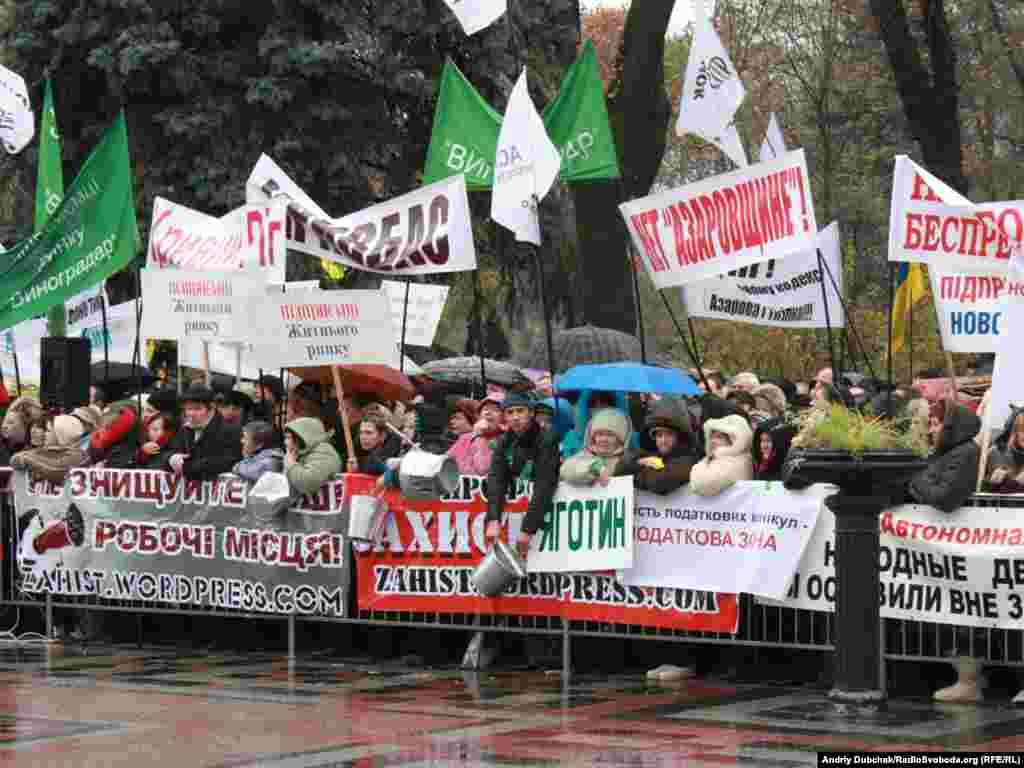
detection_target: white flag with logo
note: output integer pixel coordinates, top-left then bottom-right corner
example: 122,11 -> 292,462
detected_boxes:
443,0 -> 507,35
491,68 -> 561,245
708,122 -> 748,168
758,113 -> 786,163
0,64 -> 33,155
676,0 -> 745,144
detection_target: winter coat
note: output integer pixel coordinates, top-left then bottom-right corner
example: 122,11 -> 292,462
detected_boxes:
11,414 -> 88,484
486,420 -> 561,535
560,390 -> 638,459
447,431 -> 499,476
983,444 -> 1024,493
615,400 -> 697,495
561,408 -> 633,486
233,447 -> 285,484
285,417 -> 342,495
91,400 -> 142,468
689,414 -> 754,496
166,410 -> 242,481
907,401 -> 980,513
357,431 -> 403,476
752,417 -> 797,482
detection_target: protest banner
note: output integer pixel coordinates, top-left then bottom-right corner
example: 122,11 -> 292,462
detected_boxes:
620,150 -> 817,288
0,113 -> 140,331
888,155 -> 1023,271
352,474 -> 739,633
65,284 -> 140,364
769,501 -> 1024,630
527,477 -> 634,573
441,0 -> 506,35
682,222 -> 844,328
248,290 -> 398,368
141,269 -> 261,343
147,196 -> 286,282
620,482 -> 823,600
380,280 -> 449,348
247,156 -> 477,276
13,469 -> 348,617
0,64 -> 34,155
926,268 -> 1024,353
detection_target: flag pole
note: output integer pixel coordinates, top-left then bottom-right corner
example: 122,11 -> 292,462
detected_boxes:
100,285 -> 110,386
473,261 -> 487,398
817,252 -> 877,380
531,203 -> 559,406
658,291 -> 712,393
12,347 -> 20,396
886,263 -> 896,414
399,278 -> 410,374
909,294 -> 915,384
816,248 -> 838,386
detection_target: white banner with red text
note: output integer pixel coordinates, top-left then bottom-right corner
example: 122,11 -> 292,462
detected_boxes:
247,289 -> 398,368
620,150 -> 818,288
681,222 -> 844,329
619,482 -> 824,600
141,269 -> 262,343
246,155 -> 477,276
381,280 -> 450,348
767,501 -> 1024,630
147,196 -> 286,282
12,469 -> 349,617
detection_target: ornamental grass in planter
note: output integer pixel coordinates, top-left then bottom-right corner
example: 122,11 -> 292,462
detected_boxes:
789,403 -> 930,458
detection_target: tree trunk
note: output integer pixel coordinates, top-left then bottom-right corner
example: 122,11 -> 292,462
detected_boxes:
573,0 -> 675,334
869,0 -> 967,194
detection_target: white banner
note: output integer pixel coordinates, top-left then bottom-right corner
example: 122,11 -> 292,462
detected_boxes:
926,267 -> 1024,353
769,502 -> 1024,630
442,0 -> 506,35
140,269 -> 261,343
619,482 -> 823,599
380,280 -> 449,348
526,477 -> 634,573
246,155 -> 477,276
682,222 -> 844,328
758,113 -> 786,163
0,64 -> 33,154
248,290 -> 398,368
888,155 -> 1022,271
620,150 -> 818,288
147,196 -> 286,281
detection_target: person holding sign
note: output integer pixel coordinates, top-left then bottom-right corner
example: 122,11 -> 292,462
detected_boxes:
484,394 -> 561,560
560,409 -> 633,487
615,400 -> 698,495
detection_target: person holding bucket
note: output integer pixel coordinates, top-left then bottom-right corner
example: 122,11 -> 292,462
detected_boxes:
484,393 -> 561,560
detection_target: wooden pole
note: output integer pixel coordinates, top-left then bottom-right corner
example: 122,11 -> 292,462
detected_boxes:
331,365 -> 358,469
944,350 -> 961,403
201,341 -> 212,388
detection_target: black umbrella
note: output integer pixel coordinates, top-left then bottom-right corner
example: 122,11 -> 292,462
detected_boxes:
518,325 -> 643,374
421,356 -> 533,392
90,362 -> 157,401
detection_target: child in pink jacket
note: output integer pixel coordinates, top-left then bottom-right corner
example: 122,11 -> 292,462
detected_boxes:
447,397 -> 504,476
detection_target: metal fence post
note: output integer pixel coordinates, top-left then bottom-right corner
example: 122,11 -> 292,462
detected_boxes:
879,614 -> 887,693
288,613 -> 296,664
562,619 -> 571,679
45,594 -> 53,639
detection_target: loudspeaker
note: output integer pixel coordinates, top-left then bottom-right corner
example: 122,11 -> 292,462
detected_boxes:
40,337 -> 91,411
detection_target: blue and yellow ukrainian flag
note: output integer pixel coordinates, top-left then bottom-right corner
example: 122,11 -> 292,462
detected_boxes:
891,262 -> 928,352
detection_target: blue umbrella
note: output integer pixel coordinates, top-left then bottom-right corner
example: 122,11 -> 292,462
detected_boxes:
554,362 -> 701,396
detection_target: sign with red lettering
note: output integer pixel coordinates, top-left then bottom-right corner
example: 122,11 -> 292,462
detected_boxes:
889,155 -> 1024,270
248,289 -> 398,368
620,482 -> 824,600
11,469 -> 349,617
147,197 -> 286,281
246,155 -> 477,276
768,501 -> 1024,631
352,474 -> 739,632
140,268 -> 261,343
619,150 -> 817,288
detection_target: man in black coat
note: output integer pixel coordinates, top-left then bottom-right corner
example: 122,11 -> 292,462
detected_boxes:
484,393 -> 561,559
166,385 -> 242,482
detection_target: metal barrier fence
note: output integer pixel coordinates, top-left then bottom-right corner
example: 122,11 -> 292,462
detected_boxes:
3,493 -> 1022,682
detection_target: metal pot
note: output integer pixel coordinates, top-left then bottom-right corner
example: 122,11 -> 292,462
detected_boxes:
398,449 -> 459,501
472,539 -> 526,598
347,494 -> 389,543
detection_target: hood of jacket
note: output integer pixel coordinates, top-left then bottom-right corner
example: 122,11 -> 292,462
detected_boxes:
285,417 -> 331,454
703,414 -> 753,458
584,407 -> 632,456
645,399 -> 692,437
752,417 -> 797,472
50,415 -> 85,448
571,390 -> 628,446
752,383 -> 787,418
937,401 -> 981,455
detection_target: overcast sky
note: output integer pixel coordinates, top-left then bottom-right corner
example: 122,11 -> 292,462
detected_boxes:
582,1 -> 695,36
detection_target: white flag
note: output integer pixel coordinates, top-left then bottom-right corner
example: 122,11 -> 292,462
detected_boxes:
443,0 -> 507,36
676,0 -> 745,141
758,113 -> 786,163
707,123 -> 748,168
491,68 -> 561,245
0,65 -> 33,155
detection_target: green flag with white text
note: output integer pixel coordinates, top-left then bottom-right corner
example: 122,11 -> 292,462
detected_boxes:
422,59 -> 502,191
542,40 -> 621,181
35,79 -> 63,232
0,111 -> 140,331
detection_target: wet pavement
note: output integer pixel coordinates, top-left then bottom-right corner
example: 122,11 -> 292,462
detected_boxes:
0,642 -> 1021,766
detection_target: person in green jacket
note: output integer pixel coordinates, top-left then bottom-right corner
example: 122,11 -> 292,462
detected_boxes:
284,417 -> 342,496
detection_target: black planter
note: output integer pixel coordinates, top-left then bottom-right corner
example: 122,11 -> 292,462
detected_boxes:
782,448 -> 928,705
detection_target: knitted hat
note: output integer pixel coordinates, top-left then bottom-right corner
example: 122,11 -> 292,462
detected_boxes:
501,392 -> 534,411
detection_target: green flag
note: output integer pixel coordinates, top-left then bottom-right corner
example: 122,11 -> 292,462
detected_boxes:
0,111 -> 140,331
543,41 -> 621,181
35,80 -> 64,232
422,59 -> 502,191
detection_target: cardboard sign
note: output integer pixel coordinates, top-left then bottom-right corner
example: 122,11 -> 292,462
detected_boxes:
380,280 -> 449,347
620,150 -> 818,288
